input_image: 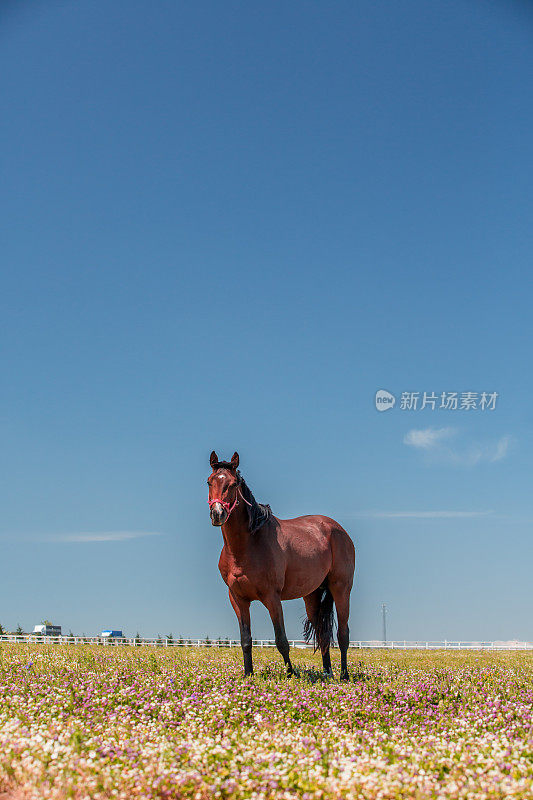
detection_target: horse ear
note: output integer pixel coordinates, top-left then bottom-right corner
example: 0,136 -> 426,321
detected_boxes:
210,451 -> 219,468
231,452 -> 239,469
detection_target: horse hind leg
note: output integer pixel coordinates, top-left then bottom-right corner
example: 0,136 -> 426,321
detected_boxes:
328,578 -> 351,680
303,587 -> 333,676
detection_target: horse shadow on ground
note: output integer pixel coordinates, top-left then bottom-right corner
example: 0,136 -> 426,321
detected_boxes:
257,661 -> 372,684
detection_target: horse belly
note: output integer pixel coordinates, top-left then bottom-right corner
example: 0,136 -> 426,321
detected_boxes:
281,538 -> 331,600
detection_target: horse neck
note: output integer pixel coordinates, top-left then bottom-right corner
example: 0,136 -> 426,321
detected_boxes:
221,499 -> 250,557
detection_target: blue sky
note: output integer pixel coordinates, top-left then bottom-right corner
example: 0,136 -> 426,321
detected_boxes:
1,0 -> 532,641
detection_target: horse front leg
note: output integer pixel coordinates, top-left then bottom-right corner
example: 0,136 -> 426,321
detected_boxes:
264,594 -> 293,676
229,589 -> 253,676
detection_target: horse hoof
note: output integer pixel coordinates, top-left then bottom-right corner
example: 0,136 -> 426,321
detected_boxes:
340,671 -> 350,682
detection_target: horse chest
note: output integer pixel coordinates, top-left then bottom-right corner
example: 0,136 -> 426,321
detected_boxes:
228,568 -> 257,595
220,557 -> 263,599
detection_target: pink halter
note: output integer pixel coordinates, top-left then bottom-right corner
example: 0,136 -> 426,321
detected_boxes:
208,485 -> 252,519
208,493 -> 239,517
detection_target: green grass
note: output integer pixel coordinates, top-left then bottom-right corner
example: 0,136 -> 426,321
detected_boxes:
1,645 -> 533,799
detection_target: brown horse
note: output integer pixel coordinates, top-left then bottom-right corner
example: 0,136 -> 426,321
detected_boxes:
208,451 -> 356,679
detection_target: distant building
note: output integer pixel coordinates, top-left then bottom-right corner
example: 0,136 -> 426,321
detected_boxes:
33,624 -> 62,636
101,630 -> 123,638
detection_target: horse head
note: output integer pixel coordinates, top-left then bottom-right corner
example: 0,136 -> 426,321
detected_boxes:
207,450 -> 240,526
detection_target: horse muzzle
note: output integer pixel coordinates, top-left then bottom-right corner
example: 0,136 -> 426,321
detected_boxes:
210,501 -> 228,527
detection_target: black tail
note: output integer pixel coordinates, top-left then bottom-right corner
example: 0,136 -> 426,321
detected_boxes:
303,582 -> 335,653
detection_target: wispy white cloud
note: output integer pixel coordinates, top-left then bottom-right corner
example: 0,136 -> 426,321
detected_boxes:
355,510 -> 494,519
488,435 -> 511,463
403,427 -> 513,466
35,531 -> 162,543
403,427 -> 455,449
443,435 -> 513,466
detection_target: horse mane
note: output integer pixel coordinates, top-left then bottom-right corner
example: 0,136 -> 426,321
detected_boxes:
237,474 -> 272,534
213,462 -> 272,533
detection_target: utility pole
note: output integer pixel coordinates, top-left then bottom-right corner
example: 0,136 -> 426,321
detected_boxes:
382,603 -> 387,645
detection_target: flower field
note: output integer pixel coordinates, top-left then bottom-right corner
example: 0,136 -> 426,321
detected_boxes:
1,645 -> 532,799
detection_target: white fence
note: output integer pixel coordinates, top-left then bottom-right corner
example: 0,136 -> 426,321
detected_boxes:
0,635 -> 532,650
